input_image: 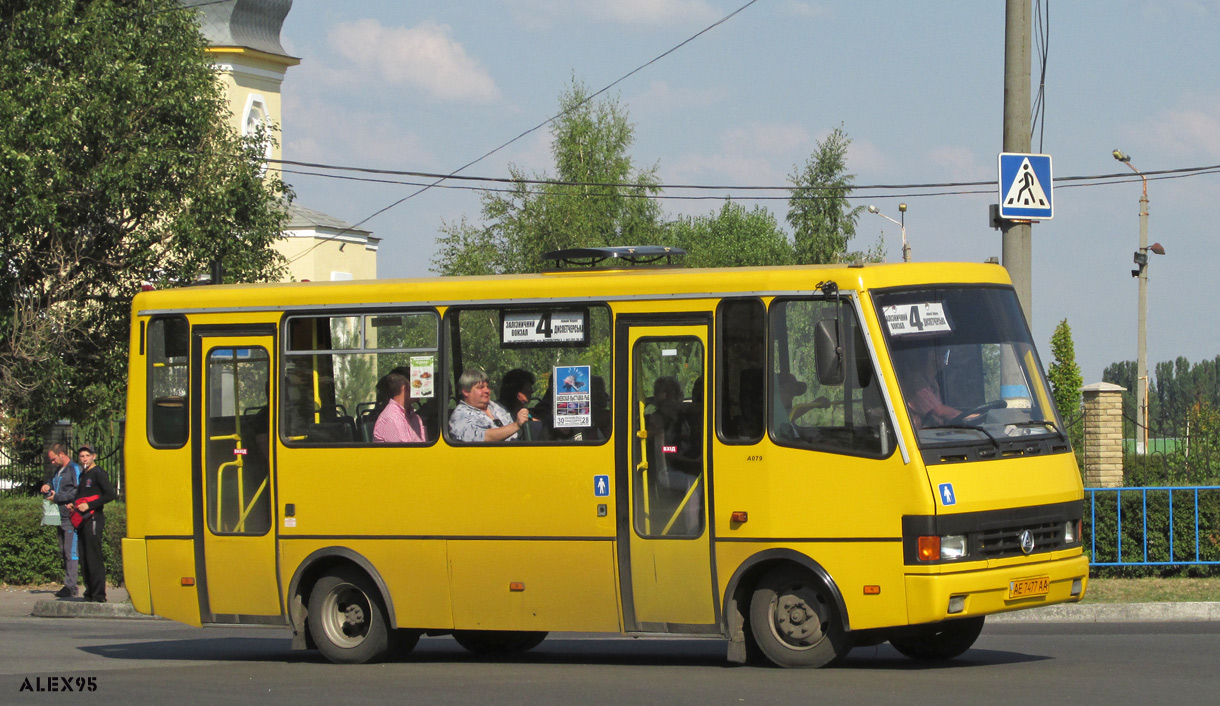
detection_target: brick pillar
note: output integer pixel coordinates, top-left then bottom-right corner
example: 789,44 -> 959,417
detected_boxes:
1081,382 -> 1125,488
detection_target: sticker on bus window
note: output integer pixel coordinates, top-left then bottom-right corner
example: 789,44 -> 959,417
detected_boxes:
409,355 -> 435,399
883,303 -> 952,335
502,311 -> 587,347
554,365 -> 591,428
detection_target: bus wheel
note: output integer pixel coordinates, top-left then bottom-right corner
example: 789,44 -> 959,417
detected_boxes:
748,567 -> 847,668
307,569 -> 395,664
889,617 -> 985,661
453,630 -> 548,655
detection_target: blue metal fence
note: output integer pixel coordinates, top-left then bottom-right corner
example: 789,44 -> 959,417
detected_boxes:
1085,486 -> 1220,567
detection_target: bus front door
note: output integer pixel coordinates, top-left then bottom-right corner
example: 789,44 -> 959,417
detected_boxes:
196,333 -> 282,619
617,321 -> 718,633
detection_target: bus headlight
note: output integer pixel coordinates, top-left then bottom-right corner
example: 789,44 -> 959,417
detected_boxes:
1064,520 -> 1082,544
940,534 -> 969,560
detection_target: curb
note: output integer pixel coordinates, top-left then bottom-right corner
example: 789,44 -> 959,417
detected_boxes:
990,601 -> 1220,623
31,599 -> 159,620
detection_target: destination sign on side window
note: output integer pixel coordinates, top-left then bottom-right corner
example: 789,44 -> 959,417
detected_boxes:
502,311 -> 587,347
882,303 -> 953,336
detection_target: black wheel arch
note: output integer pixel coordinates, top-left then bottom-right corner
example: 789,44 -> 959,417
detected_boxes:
720,548 -> 851,662
286,547 -> 396,649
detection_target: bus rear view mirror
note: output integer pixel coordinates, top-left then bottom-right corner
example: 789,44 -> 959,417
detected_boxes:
814,318 -> 845,386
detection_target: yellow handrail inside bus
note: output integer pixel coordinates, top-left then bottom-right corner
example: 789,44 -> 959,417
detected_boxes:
636,400 -> 651,535
661,475 -> 702,537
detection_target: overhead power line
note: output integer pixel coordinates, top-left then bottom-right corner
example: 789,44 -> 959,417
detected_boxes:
286,0 -> 761,264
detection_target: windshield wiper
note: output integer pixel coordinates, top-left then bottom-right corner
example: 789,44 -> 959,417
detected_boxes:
917,424 -> 1000,448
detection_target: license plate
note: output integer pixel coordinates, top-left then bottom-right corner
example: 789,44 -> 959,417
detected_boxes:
1009,576 -> 1050,599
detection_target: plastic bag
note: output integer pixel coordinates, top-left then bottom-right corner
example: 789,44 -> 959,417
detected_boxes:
41,498 -> 60,526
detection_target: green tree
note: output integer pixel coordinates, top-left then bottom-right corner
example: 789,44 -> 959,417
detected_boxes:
1048,318 -> 1083,430
664,200 -> 793,268
0,0 -> 289,455
787,127 -> 865,264
432,80 -> 662,276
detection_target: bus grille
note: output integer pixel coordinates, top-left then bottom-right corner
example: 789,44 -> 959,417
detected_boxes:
977,521 -> 1064,558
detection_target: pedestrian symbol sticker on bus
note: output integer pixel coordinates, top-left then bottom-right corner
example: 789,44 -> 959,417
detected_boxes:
939,483 -> 956,506
594,475 -> 610,497
998,153 -> 1053,220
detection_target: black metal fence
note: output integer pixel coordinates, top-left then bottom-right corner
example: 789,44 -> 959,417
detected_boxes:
0,422 -> 125,499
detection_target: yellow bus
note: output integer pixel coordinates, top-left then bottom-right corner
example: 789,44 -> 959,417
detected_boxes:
121,247 -> 1087,667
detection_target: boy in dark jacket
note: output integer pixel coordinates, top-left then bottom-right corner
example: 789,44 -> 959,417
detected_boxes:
72,444 -> 117,603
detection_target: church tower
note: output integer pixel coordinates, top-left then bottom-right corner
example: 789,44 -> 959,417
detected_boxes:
191,0 -> 379,282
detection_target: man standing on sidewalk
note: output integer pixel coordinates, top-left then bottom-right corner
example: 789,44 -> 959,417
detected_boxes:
40,443 -> 80,598
72,444 -> 116,603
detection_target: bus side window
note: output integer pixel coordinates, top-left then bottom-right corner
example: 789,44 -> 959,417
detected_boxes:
718,299 -> 766,444
147,316 -> 190,448
769,299 -> 895,457
282,311 -> 440,445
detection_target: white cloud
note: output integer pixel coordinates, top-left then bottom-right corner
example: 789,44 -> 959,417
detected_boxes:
326,19 -> 500,103
591,0 -> 721,26
630,79 -> 729,113
1145,101 -> 1220,159
779,2 -> 832,20
926,145 -> 989,181
670,122 -> 812,185
282,95 -> 432,167
506,0 -> 719,28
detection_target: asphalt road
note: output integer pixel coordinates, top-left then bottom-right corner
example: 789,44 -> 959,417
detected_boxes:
4,615 -> 1220,706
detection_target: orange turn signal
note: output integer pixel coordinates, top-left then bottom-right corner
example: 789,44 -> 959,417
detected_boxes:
181,577 -> 195,586
863,585 -> 881,595
509,582 -> 525,592
730,511 -> 748,523
917,536 -> 941,562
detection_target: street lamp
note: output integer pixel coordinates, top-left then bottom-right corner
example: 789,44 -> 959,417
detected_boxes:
867,203 -> 910,262
1113,149 -> 1164,452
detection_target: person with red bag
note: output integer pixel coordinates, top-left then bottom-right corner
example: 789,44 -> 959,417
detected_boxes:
72,444 -> 116,603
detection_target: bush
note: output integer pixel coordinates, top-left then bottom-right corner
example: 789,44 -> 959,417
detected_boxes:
0,496 -> 125,586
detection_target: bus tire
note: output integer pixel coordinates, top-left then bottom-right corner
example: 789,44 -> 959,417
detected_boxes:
453,630 -> 547,655
889,617 -> 984,661
307,569 -> 395,664
748,566 -> 847,668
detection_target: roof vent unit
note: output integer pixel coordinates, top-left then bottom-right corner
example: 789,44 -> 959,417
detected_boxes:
541,246 -> 686,271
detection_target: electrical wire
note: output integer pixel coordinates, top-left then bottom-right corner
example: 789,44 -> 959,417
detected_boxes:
72,0 -> 235,26
1031,0 -> 1050,152
285,0 -> 761,264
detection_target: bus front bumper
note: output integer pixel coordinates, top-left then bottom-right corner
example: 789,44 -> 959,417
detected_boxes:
904,553 -> 1089,625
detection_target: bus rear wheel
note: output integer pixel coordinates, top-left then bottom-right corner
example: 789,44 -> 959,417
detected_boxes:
308,569 -> 395,664
453,630 -> 547,655
889,617 -> 985,661
748,566 -> 847,668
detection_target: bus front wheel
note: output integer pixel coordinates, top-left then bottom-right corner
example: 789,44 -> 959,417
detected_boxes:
307,569 -> 395,664
748,566 -> 847,668
889,617 -> 985,661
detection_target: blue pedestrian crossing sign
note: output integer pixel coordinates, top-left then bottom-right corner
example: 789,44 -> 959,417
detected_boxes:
998,153 -> 1053,220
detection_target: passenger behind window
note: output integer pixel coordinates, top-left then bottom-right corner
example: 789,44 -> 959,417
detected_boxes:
647,376 -> 701,533
590,375 -> 611,440
497,368 -> 541,441
373,373 -> 427,443
450,368 -> 529,443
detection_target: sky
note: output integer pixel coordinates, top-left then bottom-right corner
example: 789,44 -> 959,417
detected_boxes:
276,0 -> 1220,385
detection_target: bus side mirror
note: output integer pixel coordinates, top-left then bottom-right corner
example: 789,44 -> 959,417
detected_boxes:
814,318 -> 845,386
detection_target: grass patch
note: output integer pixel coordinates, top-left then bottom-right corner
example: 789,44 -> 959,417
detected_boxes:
1083,577 -> 1220,603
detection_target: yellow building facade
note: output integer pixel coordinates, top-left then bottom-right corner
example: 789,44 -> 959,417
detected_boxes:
192,0 -> 379,282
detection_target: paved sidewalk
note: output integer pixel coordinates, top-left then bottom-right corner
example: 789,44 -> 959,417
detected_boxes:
2,583 -> 1218,623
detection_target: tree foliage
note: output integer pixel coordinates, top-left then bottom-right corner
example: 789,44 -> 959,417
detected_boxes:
664,201 -> 792,268
787,127 -> 865,264
0,0 -> 290,454
432,80 -> 663,276
1048,318 -> 1083,420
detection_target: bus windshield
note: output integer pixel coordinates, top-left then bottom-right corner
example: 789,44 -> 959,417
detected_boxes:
873,286 -> 1063,450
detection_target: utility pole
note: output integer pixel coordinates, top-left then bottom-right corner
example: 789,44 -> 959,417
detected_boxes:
1003,0 -> 1032,328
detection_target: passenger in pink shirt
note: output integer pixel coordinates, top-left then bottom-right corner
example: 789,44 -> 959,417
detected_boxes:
373,373 -> 426,443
